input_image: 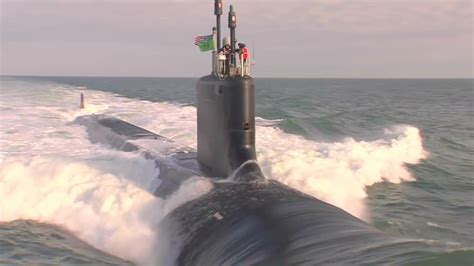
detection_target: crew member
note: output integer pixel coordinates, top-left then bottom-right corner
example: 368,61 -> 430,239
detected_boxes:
237,43 -> 248,63
219,37 -> 232,74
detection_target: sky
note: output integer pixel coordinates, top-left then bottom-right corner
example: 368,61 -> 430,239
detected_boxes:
1,0 -> 472,78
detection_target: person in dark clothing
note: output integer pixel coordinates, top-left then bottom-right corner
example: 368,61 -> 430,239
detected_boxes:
219,38 -> 232,75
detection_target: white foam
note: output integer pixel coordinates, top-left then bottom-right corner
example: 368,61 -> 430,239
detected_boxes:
256,124 -> 427,220
0,78 -> 213,265
0,155 -> 213,265
0,77 -> 428,263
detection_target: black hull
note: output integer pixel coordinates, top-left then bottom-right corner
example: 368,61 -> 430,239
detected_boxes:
75,115 -> 425,265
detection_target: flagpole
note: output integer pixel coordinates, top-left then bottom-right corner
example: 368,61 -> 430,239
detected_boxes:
252,40 -> 255,65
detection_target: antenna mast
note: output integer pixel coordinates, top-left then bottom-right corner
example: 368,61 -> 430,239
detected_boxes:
214,0 -> 223,51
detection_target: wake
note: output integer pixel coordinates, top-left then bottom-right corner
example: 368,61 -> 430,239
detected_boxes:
0,77 -> 427,264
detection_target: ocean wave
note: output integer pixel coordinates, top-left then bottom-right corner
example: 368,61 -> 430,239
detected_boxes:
256,124 -> 427,220
0,155 -> 213,265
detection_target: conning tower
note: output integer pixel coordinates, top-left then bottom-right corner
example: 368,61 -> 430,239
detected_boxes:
197,0 -> 258,178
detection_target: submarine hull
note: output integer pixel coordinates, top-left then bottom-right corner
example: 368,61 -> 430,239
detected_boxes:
75,115 -> 204,198
166,180 -> 409,265
75,115 -> 428,265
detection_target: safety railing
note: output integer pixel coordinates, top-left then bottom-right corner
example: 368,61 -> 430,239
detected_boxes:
212,51 -> 250,79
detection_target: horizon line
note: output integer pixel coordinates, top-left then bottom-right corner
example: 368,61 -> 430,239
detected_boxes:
1,74 -> 473,80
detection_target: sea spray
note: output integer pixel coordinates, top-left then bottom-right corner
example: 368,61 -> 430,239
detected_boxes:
0,78 -> 214,264
0,77 -> 429,263
0,155 -> 213,265
256,124 -> 427,220
55,83 -> 427,221
1,77 -> 428,220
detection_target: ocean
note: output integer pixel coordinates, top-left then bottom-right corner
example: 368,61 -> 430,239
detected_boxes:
0,76 -> 472,265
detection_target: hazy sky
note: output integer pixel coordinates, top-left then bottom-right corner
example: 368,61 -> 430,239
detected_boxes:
1,0 -> 472,78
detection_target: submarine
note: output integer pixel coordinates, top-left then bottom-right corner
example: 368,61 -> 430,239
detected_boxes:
75,1 -> 430,265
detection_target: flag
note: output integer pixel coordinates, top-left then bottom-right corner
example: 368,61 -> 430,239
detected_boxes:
194,34 -> 214,52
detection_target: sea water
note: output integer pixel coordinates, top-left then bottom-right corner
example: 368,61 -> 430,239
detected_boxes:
0,76 -> 472,265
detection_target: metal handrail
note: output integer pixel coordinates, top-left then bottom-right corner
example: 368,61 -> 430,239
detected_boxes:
212,51 -> 250,78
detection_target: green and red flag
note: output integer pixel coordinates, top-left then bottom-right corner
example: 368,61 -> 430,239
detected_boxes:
194,34 -> 214,52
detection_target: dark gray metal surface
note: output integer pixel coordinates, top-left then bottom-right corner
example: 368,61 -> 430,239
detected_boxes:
228,4 -> 237,65
214,0 -> 222,50
196,75 -> 262,178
